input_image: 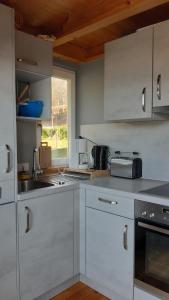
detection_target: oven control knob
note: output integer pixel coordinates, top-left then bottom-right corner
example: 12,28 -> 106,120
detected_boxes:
141,211 -> 147,216
149,213 -> 155,218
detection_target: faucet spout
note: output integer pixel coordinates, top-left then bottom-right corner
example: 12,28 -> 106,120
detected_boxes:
32,148 -> 43,180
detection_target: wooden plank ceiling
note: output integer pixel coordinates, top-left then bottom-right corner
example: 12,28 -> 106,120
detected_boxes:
1,0 -> 169,62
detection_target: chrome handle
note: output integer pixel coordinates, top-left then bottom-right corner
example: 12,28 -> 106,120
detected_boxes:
98,197 -> 118,205
123,225 -> 128,250
25,206 -> 31,233
138,221 -> 169,236
157,74 -> 161,100
141,88 -> 146,112
17,57 -> 38,67
5,145 -> 11,173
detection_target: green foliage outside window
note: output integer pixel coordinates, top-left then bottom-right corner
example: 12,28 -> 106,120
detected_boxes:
42,126 -> 67,140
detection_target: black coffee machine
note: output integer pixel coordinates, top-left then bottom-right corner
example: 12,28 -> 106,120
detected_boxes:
92,145 -> 109,170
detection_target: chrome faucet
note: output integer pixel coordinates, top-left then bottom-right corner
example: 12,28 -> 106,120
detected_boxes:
32,148 -> 43,180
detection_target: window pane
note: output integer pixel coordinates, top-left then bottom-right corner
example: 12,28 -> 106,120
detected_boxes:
42,77 -> 68,162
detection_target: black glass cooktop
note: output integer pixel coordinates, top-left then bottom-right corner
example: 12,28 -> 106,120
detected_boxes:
139,183 -> 169,198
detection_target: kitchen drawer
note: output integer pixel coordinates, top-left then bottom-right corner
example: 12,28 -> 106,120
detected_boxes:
0,180 -> 15,204
86,189 -> 134,219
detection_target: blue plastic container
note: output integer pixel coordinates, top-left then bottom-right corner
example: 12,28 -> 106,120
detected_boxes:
18,100 -> 44,118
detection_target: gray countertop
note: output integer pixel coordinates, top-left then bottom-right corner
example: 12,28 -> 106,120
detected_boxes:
81,176 -> 169,206
80,176 -> 164,194
18,174 -> 169,206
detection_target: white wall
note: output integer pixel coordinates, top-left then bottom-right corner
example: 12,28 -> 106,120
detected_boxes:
81,122 -> 169,181
78,59 -> 169,181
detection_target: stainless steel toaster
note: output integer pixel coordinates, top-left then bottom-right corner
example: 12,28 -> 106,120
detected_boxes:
110,153 -> 142,179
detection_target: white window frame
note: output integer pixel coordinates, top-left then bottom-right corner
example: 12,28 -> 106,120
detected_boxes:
51,66 -> 76,166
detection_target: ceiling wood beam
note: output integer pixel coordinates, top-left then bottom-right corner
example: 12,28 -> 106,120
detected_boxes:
85,45 -> 104,62
53,43 -> 87,62
53,0 -> 169,47
53,52 -> 81,63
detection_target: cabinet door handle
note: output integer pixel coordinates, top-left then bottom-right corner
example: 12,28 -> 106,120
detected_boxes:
157,74 -> 161,100
16,57 -> 38,67
5,145 -> 11,173
123,225 -> 128,250
141,88 -> 146,112
98,197 -> 118,205
25,206 -> 31,233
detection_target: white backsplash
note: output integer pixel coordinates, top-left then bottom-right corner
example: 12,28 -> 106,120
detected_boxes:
80,121 -> 169,181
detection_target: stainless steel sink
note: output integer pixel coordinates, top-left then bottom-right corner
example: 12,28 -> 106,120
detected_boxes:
18,180 -> 54,193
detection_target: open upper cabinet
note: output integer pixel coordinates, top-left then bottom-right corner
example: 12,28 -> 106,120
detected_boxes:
104,19 -> 169,122
15,30 -> 53,121
16,78 -> 52,121
15,30 -> 53,77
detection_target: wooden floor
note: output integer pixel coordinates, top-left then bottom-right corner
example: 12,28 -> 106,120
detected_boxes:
51,282 -> 109,300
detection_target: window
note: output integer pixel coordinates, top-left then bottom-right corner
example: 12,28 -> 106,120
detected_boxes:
42,67 -> 75,166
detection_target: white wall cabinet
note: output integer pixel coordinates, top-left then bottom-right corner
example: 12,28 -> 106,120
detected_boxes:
0,3 -> 15,129
104,27 -> 153,121
153,20 -> 169,108
86,207 -> 134,300
0,4 -> 16,181
16,31 -> 52,121
0,203 -> 17,300
18,191 -> 74,300
15,30 -> 52,77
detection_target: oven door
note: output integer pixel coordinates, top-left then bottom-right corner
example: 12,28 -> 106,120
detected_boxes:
135,218 -> 169,294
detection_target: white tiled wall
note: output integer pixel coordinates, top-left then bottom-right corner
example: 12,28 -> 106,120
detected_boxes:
81,121 -> 169,181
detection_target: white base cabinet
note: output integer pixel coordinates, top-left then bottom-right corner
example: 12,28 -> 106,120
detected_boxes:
86,207 -> 134,300
0,203 -> 17,300
18,191 -> 75,300
81,188 -> 135,300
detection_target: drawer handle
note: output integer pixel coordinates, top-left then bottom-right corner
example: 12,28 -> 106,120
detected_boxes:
17,57 -> 38,67
98,197 -> 118,205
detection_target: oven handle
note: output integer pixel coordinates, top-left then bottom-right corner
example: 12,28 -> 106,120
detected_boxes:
138,221 -> 169,236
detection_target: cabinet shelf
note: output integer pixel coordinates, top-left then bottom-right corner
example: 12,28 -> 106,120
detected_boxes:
16,116 -> 43,122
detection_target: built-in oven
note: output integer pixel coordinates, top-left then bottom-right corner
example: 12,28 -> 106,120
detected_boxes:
135,200 -> 169,296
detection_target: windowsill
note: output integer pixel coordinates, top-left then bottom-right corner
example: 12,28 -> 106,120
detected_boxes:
43,166 -> 67,175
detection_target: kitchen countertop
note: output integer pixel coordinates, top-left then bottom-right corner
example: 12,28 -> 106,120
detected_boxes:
18,174 -> 169,206
80,176 -> 169,206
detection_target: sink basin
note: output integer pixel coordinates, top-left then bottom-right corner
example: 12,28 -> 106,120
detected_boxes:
18,180 -> 54,193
